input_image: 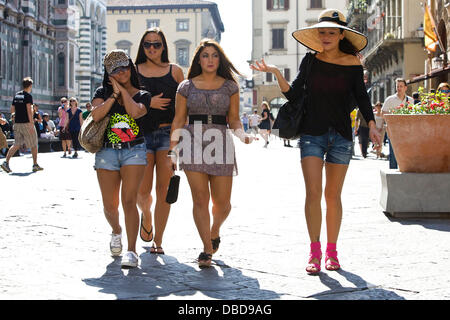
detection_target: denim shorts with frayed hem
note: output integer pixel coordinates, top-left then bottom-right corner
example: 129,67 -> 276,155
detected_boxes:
299,128 -> 353,165
94,143 -> 147,171
144,125 -> 171,154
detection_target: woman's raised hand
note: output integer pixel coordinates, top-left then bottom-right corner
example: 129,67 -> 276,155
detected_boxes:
150,93 -> 171,110
250,59 -> 278,74
109,76 -> 122,95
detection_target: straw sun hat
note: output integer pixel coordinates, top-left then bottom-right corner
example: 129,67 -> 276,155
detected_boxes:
292,9 -> 368,53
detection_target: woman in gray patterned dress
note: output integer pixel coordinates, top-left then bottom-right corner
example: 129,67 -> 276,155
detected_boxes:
169,39 -> 254,268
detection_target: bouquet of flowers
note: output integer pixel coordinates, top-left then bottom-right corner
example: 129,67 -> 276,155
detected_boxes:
393,87 -> 450,114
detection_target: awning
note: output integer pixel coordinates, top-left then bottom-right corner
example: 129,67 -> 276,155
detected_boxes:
407,65 -> 450,84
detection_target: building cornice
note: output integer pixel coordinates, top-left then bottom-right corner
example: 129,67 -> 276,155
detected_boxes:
107,3 -> 224,32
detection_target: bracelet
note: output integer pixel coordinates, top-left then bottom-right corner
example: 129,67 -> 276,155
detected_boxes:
112,92 -> 119,100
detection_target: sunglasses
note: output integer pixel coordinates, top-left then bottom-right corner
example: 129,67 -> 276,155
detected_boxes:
110,65 -> 130,75
143,41 -> 163,50
440,89 -> 450,93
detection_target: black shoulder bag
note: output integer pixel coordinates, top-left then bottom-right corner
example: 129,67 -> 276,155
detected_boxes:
272,53 -> 315,140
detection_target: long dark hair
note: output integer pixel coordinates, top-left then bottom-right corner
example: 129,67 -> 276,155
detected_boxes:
187,39 -> 241,82
339,30 -> 358,56
101,58 -> 141,98
135,27 -> 170,66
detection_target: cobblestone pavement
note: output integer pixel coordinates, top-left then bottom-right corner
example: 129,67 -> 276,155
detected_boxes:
0,136 -> 449,300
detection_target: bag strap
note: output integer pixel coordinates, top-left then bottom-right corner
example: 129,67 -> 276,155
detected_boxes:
303,52 -> 316,90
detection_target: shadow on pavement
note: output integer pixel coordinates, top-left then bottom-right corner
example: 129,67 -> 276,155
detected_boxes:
308,269 -> 406,300
83,252 -> 281,300
386,217 -> 450,232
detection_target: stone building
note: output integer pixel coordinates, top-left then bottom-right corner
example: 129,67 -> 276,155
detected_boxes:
408,0 -> 449,89
347,0 -> 428,103
0,0 -> 107,117
106,0 -> 224,76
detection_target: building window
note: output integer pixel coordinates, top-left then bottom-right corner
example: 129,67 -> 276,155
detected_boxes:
177,47 -> 189,66
284,68 -> 290,82
175,39 -> 191,66
117,20 -> 130,33
267,0 -> 289,10
57,53 -> 65,87
116,40 -> 132,56
177,19 -> 189,32
69,45 -> 74,89
266,73 -> 273,83
58,0 -> 65,4
147,19 -> 160,29
309,0 -> 322,9
271,29 -> 285,49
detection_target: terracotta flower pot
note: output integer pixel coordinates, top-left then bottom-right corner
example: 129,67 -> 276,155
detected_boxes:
384,114 -> 450,173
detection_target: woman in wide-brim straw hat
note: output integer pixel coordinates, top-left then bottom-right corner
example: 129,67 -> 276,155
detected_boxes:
251,9 -> 381,275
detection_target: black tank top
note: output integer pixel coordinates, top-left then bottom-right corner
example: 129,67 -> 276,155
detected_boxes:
137,64 -> 179,132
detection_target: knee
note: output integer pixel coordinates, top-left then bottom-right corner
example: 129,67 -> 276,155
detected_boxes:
212,200 -> 231,213
324,189 -> 341,205
121,195 -> 138,211
192,194 -> 210,209
305,188 -> 322,204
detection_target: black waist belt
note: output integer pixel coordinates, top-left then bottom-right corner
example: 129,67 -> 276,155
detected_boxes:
189,114 -> 227,125
104,137 -> 145,150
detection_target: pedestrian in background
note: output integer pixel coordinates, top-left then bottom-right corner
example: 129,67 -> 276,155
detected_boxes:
66,97 -> 83,158
251,9 -> 381,274
58,97 -> 72,158
355,108 -> 370,158
381,78 -> 412,170
248,110 -> 260,137
91,49 -> 151,268
437,82 -> 449,101
82,102 -> 92,120
1,77 -> 44,173
169,39 -> 254,268
258,101 -> 271,148
373,102 -> 386,159
134,27 -> 185,254
241,112 -> 249,132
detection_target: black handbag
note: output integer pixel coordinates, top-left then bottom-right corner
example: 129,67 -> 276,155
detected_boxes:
166,174 -> 180,204
272,53 -> 315,140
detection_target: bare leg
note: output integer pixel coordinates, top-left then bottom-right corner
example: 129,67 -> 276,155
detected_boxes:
137,153 -> 155,242
96,169 -> 122,235
301,156 -> 324,273
120,165 -> 146,253
209,175 -> 233,241
185,170 -> 213,255
152,150 -> 173,249
324,162 -> 348,244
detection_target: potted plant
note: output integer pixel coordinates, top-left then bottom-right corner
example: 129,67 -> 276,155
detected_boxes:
384,88 -> 450,173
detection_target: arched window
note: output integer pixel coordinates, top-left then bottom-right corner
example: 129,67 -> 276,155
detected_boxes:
115,40 -> 132,56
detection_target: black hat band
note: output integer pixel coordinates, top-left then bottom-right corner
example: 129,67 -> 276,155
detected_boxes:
319,16 -> 348,27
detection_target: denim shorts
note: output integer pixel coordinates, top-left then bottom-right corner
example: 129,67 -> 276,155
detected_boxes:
94,143 -> 147,171
144,125 -> 171,154
299,128 -> 353,165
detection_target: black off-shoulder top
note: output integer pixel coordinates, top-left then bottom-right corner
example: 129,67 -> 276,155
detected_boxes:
283,55 -> 375,141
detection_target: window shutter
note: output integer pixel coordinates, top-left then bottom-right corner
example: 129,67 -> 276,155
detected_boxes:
284,68 -> 290,82
285,0 -> 290,10
267,0 -> 273,10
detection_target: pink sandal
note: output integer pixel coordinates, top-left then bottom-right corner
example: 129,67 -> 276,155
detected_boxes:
306,242 -> 322,275
325,243 -> 341,271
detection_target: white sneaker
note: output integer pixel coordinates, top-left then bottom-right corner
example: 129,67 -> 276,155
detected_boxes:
110,233 -> 122,256
121,251 -> 139,268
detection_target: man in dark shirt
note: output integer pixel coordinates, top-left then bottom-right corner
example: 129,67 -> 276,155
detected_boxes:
1,77 -> 44,173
